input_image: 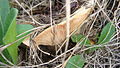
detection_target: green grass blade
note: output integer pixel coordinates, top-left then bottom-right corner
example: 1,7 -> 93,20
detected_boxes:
66,55 -> 85,68
97,22 -> 116,44
3,8 -> 18,64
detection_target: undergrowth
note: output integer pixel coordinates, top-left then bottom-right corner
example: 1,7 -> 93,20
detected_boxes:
0,0 -> 119,68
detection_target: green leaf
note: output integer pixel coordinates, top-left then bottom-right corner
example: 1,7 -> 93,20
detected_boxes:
66,55 -> 85,68
16,24 -> 33,46
3,8 -> 18,64
87,22 -> 116,53
71,34 -> 91,45
0,16 -> 4,44
0,0 -> 10,44
0,49 -> 12,65
97,22 -> 116,44
4,9 -> 19,35
0,0 -> 10,23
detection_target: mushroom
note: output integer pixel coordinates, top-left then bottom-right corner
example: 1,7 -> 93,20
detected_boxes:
23,6 -> 92,46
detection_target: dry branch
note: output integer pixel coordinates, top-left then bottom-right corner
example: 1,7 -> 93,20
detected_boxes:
23,6 -> 92,46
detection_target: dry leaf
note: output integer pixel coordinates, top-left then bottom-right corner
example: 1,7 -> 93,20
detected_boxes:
23,6 -> 92,46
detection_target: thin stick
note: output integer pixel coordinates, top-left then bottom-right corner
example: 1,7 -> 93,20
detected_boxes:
62,0 -> 71,66
15,0 -> 45,25
16,42 -> 120,68
0,25 -> 49,53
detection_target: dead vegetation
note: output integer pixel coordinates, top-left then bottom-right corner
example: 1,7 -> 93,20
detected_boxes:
1,0 -> 120,68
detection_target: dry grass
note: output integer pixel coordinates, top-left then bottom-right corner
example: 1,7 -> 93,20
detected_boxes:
0,0 -> 119,68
